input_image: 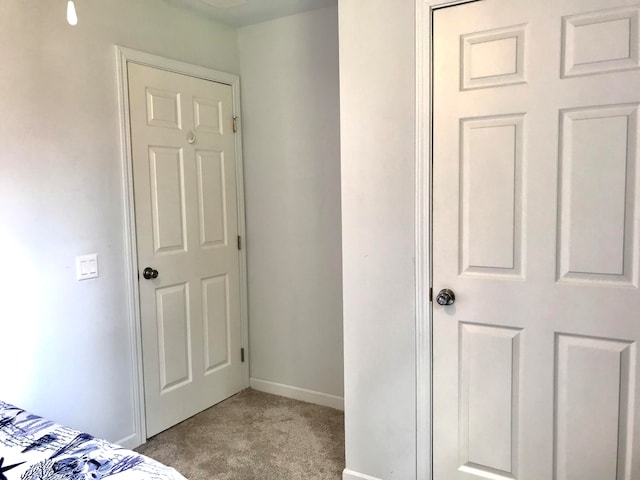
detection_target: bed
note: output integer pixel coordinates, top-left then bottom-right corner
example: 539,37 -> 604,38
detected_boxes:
0,400 -> 187,480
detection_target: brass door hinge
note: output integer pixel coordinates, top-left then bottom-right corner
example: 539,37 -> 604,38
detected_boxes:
233,116 -> 239,133
429,287 -> 433,302
241,348 -> 245,363
237,235 -> 242,250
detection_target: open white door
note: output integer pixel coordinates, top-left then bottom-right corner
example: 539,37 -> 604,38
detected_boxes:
433,1 -> 640,478
128,63 -> 244,437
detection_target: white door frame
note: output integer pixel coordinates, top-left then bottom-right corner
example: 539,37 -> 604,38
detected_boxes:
114,46 -> 250,448
415,1 -> 477,479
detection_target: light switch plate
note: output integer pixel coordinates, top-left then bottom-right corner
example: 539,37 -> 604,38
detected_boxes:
76,254 -> 99,281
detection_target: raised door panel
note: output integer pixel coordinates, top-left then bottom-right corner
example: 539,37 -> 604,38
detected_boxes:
562,7 -> 640,78
202,275 -> 230,373
459,323 -> 522,479
194,97 -> 223,135
557,104 -> 639,285
149,147 -> 187,255
460,115 -> 524,278
146,88 -> 182,129
462,24 -> 527,90
156,283 -> 192,393
555,334 -> 636,480
196,151 -> 227,248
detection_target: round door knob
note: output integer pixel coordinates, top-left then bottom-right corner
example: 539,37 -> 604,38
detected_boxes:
436,288 -> 455,306
143,267 -> 159,280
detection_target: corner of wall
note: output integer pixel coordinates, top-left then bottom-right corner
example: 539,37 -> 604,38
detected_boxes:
250,378 -> 344,410
116,432 -> 143,450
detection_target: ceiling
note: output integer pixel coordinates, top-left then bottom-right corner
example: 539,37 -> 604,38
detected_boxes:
164,0 -> 337,27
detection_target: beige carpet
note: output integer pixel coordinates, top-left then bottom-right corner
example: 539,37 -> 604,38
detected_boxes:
136,388 -> 345,480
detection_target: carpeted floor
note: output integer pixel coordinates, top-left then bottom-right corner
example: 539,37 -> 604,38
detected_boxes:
136,388 -> 345,480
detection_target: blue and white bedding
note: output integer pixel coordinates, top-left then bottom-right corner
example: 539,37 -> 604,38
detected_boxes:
0,401 -> 186,480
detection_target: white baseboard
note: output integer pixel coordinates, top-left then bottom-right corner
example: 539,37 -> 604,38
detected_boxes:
250,377 -> 344,411
115,432 -> 142,450
343,469 -> 384,480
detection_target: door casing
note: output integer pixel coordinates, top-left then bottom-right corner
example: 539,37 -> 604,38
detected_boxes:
115,46 -> 250,448
415,1 -> 479,479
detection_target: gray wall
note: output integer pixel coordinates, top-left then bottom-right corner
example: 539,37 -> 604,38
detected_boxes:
339,0 -> 417,478
0,0 -> 239,447
238,7 -> 344,401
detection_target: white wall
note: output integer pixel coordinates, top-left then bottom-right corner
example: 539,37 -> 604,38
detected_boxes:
238,7 -> 344,404
339,1 -> 417,479
0,0 -> 238,447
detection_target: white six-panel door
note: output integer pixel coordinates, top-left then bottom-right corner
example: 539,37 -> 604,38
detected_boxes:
128,63 -> 243,437
433,1 -> 640,478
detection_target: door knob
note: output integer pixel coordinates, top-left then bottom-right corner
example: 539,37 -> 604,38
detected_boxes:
143,267 -> 159,280
436,288 -> 455,306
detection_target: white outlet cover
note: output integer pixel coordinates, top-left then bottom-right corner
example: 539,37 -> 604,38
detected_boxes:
76,254 -> 99,281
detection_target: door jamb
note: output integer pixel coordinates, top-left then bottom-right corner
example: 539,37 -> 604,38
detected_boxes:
415,1 -> 477,478
115,46 -> 250,448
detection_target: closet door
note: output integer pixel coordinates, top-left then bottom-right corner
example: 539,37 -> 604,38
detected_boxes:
433,1 -> 640,478
129,63 -> 243,436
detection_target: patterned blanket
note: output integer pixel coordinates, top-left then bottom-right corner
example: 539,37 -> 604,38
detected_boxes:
0,401 -> 187,480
